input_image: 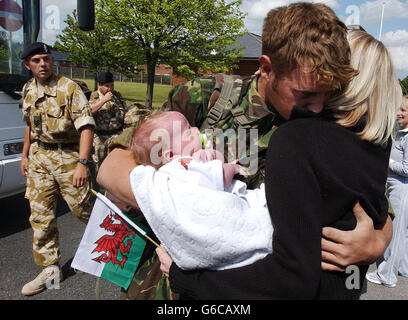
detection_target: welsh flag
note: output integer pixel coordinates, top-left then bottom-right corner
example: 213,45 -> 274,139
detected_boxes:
71,192 -> 150,289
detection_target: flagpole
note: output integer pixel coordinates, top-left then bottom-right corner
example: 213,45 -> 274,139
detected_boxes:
91,189 -> 161,248
378,2 -> 385,41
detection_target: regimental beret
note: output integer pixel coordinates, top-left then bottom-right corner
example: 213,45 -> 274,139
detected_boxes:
20,42 -> 52,60
98,71 -> 114,84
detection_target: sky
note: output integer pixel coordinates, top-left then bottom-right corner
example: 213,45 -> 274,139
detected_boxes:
240,0 -> 408,79
37,0 -> 408,79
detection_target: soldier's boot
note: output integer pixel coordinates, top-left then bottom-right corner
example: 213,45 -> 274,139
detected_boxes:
21,264 -> 63,296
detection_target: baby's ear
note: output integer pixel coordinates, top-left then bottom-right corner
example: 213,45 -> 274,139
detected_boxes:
162,149 -> 174,164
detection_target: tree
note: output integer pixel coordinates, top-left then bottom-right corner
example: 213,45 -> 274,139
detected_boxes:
54,10 -> 141,90
99,0 -> 246,108
401,76 -> 408,96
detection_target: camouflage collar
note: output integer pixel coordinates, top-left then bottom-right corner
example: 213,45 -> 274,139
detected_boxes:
33,73 -> 59,98
247,76 -> 277,120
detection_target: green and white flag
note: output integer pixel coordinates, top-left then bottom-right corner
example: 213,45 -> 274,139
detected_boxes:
71,192 -> 148,289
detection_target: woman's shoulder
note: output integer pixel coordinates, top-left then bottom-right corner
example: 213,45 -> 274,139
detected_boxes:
272,117 -> 344,143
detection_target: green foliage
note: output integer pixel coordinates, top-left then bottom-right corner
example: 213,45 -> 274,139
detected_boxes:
98,0 -> 246,107
54,9 -> 142,89
0,46 -> 7,61
401,76 -> 408,96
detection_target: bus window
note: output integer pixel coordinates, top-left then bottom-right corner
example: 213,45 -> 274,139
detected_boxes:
0,0 -> 24,76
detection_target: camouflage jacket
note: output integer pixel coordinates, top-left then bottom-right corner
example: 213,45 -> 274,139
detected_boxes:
89,89 -> 127,132
22,74 -> 95,143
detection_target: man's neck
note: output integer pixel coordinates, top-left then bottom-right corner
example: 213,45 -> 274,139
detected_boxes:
35,73 -> 54,86
256,75 -> 266,102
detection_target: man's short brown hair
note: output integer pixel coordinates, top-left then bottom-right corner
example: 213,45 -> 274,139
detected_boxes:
262,2 -> 357,91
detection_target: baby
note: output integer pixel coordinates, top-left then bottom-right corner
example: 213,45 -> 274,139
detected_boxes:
130,110 -> 248,190
129,110 -> 273,271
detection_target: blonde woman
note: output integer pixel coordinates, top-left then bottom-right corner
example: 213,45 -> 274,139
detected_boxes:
366,96 -> 408,287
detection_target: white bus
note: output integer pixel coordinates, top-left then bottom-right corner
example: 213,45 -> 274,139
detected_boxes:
0,0 -> 40,198
0,0 -> 94,198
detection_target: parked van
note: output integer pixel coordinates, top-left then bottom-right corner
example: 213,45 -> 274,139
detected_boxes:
0,79 -> 26,199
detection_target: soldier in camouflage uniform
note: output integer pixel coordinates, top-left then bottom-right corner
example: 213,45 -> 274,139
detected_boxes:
19,42 -> 96,296
89,72 -> 127,173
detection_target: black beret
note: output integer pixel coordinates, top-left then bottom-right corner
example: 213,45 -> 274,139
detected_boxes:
98,71 -> 114,84
20,42 -> 52,60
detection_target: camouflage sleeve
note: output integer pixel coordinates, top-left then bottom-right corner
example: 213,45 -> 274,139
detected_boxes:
107,126 -> 135,152
114,90 -> 127,109
163,77 -> 215,128
88,90 -> 100,105
68,82 -> 95,130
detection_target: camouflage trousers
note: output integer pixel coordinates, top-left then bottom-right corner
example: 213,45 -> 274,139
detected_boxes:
92,131 -> 122,172
25,142 -> 94,267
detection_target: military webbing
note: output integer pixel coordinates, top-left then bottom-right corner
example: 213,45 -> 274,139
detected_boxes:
201,75 -> 252,130
206,75 -> 235,126
231,103 -> 252,128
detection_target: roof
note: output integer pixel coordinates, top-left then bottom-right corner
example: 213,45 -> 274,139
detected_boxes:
50,50 -> 69,61
235,32 -> 262,59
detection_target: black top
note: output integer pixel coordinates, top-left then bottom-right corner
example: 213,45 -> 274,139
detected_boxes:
169,109 -> 390,300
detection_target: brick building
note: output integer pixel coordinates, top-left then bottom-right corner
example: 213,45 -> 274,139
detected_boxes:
172,32 -> 262,86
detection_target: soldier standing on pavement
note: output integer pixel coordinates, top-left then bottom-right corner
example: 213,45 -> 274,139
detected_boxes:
19,42 -> 96,296
89,71 -> 127,173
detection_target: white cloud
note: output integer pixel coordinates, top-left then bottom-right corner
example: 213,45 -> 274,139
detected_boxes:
379,29 -> 408,75
382,29 -> 408,46
388,46 -> 408,73
242,0 -> 340,34
360,0 -> 408,26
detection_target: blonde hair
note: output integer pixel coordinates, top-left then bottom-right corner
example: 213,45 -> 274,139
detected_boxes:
329,29 -> 403,145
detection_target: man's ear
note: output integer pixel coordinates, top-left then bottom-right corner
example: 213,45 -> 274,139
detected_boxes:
258,55 -> 274,80
162,149 -> 174,164
23,60 -> 31,71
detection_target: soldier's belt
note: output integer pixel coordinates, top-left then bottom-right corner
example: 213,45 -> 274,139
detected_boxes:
36,140 -> 78,151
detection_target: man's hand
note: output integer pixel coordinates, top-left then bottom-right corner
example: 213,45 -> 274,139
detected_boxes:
20,156 -> 29,177
102,91 -> 113,103
321,202 -> 392,271
73,163 -> 88,187
156,245 -> 173,277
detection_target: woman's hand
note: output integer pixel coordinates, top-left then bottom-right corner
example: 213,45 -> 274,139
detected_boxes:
156,245 -> 173,277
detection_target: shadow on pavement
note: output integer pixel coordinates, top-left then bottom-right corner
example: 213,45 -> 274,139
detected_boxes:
0,193 -> 69,239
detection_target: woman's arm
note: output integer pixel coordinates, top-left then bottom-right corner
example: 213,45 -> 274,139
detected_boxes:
97,148 -> 139,209
389,135 -> 408,176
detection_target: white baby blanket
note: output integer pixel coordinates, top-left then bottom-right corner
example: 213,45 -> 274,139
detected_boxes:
129,161 -> 273,270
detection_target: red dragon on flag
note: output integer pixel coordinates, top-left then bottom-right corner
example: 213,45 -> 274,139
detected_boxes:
92,212 -> 136,269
